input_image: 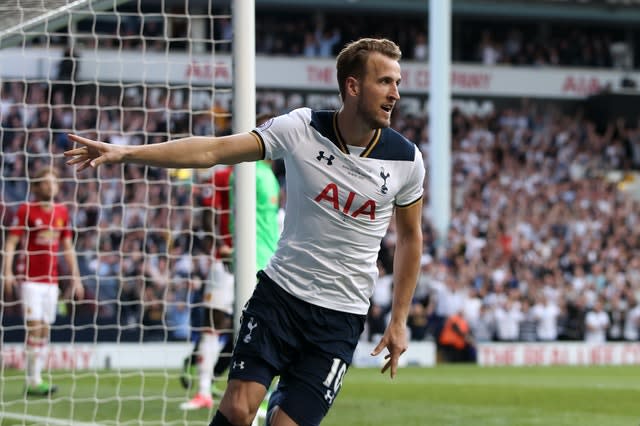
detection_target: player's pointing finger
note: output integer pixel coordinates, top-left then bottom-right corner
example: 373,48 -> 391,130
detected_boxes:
67,133 -> 98,147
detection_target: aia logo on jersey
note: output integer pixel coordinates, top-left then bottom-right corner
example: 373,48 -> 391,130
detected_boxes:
380,167 -> 390,194
314,183 -> 376,220
316,151 -> 334,166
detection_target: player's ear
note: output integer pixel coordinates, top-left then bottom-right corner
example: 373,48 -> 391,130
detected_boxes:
345,76 -> 360,97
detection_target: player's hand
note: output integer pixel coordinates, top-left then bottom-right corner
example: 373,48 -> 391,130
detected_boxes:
2,274 -> 16,300
218,244 -> 234,269
218,244 -> 233,259
370,321 -> 408,379
64,134 -> 129,171
71,278 -> 85,301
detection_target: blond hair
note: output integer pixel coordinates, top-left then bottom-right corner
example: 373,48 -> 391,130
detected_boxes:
336,38 -> 402,101
31,166 -> 58,182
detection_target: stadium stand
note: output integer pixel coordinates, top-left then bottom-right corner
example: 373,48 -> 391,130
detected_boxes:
16,1 -> 640,70
2,0 -> 640,348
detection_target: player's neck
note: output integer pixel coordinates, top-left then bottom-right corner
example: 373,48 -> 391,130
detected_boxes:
336,109 -> 375,148
35,199 -> 54,210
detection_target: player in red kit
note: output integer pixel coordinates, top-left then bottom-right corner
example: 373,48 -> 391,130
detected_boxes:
181,114 -> 281,411
180,165 -> 234,410
3,167 -> 84,396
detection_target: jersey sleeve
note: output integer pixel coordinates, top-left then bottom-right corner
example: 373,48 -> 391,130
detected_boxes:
251,108 -> 309,161
60,205 -> 73,240
395,145 -> 425,207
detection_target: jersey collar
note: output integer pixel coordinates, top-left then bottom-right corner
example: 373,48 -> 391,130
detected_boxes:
310,110 -> 381,158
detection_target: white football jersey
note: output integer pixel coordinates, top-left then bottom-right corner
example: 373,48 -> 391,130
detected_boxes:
252,108 -> 425,314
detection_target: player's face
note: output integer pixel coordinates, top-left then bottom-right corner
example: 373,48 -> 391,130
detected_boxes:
34,172 -> 59,201
356,52 -> 401,129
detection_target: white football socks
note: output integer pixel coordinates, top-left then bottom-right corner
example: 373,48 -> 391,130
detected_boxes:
198,332 -> 221,395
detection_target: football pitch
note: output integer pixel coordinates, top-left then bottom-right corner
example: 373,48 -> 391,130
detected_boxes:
1,365 -> 638,426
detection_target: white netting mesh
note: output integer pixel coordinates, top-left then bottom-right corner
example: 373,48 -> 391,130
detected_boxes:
1,1 -> 235,424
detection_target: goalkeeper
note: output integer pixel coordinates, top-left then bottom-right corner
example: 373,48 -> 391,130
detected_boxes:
180,113 -> 282,411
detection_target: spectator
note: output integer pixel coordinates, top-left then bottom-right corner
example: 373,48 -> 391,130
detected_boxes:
532,294 -> 561,341
88,240 -> 120,319
518,298 -> 538,342
427,270 -> 467,340
165,276 -> 193,341
623,296 -> 640,341
316,28 -> 341,57
584,299 -> 610,343
469,303 -> 495,343
302,32 -> 318,57
607,293 -> 626,341
368,261 -> 393,341
560,294 -> 587,341
494,299 -> 523,342
413,32 -> 428,61
438,310 -> 476,363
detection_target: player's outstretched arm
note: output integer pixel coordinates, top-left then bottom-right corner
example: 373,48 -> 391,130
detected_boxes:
371,200 -> 423,378
65,133 -> 263,171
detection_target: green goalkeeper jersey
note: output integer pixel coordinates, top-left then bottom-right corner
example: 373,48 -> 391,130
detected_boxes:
229,160 -> 281,270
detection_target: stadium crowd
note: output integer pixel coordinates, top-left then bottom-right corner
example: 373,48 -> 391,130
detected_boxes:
382,100 -> 640,347
2,75 -> 640,347
253,13 -> 627,69
51,7 -> 637,71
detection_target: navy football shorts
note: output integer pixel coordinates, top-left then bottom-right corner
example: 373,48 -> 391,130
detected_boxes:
227,271 -> 366,426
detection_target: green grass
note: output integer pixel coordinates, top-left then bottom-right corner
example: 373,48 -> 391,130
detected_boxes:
1,365 -> 639,425
327,365 -> 640,426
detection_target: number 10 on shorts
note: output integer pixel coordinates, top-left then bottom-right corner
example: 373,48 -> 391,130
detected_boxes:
322,358 -> 347,394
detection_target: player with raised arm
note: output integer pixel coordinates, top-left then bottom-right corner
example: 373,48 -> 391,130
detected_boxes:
65,38 -> 424,426
2,166 -> 85,396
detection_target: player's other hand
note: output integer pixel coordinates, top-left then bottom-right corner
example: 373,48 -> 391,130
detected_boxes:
64,134 -> 129,171
2,274 -> 16,301
71,278 -> 85,301
218,244 -> 233,259
370,321 -> 408,379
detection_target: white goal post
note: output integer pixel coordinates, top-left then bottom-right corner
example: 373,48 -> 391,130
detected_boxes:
0,1 -> 256,425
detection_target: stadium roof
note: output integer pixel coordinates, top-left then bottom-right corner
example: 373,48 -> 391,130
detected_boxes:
0,0 -> 128,48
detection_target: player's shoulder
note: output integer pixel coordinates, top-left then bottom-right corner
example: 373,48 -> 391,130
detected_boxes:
367,127 -> 419,162
54,203 -> 70,215
271,107 -> 313,125
254,107 -> 311,134
18,202 -> 41,215
308,109 -> 334,135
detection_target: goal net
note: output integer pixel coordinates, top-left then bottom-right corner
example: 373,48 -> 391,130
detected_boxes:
0,1 -> 244,424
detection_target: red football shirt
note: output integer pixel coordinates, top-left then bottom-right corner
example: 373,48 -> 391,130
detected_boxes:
9,202 -> 72,284
212,166 -> 233,254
